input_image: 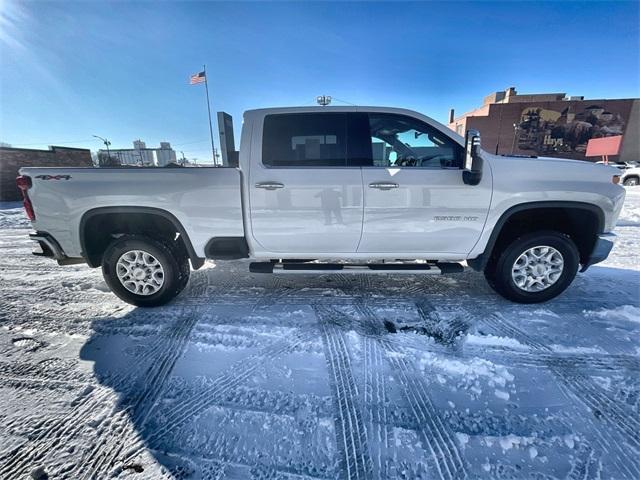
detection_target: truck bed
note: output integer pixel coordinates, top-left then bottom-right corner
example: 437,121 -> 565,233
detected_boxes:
19,166 -> 244,259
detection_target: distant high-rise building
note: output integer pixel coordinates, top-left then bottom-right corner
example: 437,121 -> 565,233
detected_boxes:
133,139 -> 146,150
99,140 -> 177,166
156,142 -> 177,167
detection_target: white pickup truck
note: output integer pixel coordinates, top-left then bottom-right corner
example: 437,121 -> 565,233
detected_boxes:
18,106 -> 625,306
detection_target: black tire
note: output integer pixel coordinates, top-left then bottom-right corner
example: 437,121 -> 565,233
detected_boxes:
484,231 -> 579,304
623,176 -> 638,186
102,235 -> 190,307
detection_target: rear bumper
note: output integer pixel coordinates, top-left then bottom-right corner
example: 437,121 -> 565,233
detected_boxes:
580,233 -> 616,272
29,232 -> 85,265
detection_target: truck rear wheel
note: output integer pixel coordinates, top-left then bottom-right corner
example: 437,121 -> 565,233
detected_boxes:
484,231 -> 579,303
102,235 -> 190,307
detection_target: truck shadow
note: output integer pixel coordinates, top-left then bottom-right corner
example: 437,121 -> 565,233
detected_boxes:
78,263 -> 640,478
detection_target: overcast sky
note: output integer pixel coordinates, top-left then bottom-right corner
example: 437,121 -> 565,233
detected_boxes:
1,1 -> 638,162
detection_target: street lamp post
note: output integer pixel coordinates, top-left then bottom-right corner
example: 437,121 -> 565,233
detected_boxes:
510,123 -> 520,155
93,135 -> 112,166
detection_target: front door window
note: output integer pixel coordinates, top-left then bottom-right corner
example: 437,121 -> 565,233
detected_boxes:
368,113 -> 463,168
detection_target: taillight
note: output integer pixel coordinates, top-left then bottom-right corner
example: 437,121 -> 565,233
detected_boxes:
16,175 -> 35,220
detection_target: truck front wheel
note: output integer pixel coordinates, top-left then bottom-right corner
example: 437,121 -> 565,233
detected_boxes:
484,231 -> 579,303
102,235 -> 190,307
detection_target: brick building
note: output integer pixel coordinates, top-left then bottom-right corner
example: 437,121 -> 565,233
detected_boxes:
0,146 -> 93,201
449,88 -> 639,163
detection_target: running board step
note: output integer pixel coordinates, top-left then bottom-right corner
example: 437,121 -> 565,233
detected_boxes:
249,262 -> 464,275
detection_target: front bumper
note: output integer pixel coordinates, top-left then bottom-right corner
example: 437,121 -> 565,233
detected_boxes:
580,233 -> 616,272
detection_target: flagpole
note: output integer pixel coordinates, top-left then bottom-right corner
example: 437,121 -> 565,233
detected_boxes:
203,64 -> 217,165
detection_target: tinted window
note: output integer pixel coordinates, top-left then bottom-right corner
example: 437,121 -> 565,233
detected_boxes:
262,113 -> 347,167
368,113 -> 463,168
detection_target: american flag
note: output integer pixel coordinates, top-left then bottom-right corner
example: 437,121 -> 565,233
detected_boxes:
190,71 -> 206,85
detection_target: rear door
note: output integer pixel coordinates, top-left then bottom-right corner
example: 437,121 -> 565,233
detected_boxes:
248,112 -> 366,254
356,112 -> 492,256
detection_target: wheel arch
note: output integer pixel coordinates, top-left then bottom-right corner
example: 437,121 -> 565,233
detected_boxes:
623,174 -> 639,184
79,206 -> 205,269
468,201 -> 605,271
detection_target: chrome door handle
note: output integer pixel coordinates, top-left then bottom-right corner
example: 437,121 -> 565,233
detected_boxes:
369,182 -> 399,190
255,182 -> 284,190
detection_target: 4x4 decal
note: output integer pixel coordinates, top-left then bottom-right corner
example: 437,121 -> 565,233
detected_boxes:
35,175 -> 72,181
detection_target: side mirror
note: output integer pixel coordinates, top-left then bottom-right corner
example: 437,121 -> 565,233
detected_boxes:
463,129 -> 483,186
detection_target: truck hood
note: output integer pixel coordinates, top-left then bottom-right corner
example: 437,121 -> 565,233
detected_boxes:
498,154 -> 621,174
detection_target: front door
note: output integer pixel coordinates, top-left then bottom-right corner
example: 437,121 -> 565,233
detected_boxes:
249,112 -> 364,254
357,112 -> 492,256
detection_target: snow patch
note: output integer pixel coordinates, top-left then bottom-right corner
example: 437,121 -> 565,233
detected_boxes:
532,309 -> 560,318
494,389 -> 510,401
487,434 -> 536,451
456,432 -> 470,448
465,333 -> 529,351
587,305 -> 640,323
416,351 -> 514,391
550,344 -> 606,354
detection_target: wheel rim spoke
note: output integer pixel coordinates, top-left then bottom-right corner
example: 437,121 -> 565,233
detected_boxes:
511,245 -> 564,293
116,249 -> 165,296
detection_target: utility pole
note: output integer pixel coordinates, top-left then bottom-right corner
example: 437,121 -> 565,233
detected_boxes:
93,135 -> 111,166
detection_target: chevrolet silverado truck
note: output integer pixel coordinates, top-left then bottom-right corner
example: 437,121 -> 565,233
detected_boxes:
17,106 -> 625,307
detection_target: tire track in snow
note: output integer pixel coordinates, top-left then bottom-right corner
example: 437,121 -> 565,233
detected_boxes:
484,313 -> 640,479
566,445 -> 602,480
0,357 -> 88,390
131,326 -> 319,456
380,341 -> 468,480
0,384 -> 115,478
484,314 -> 640,436
314,305 -> 373,480
0,307 -> 199,479
356,303 -> 469,480
478,351 -> 640,373
363,334 -> 395,479
116,330 -> 325,478
76,307 -> 200,479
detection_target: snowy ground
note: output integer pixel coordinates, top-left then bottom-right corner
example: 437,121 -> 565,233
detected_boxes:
1,191 -> 639,480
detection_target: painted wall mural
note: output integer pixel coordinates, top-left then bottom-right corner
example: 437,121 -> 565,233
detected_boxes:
515,104 -> 626,158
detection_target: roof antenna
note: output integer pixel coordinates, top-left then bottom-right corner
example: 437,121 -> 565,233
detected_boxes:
316,95 -> 332,106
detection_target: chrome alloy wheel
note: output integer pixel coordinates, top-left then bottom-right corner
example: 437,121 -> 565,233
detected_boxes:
511,245 -> 564,292
116,250 -> 165,296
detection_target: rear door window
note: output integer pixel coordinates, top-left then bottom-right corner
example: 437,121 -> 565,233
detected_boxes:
262,113 -> 348,167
